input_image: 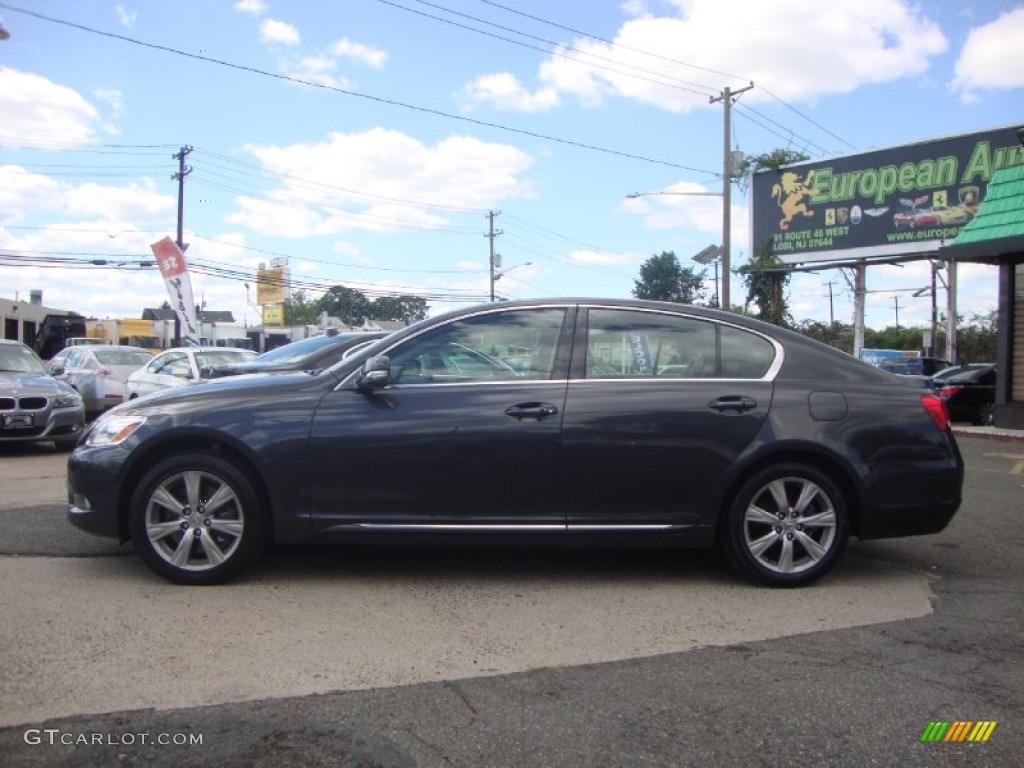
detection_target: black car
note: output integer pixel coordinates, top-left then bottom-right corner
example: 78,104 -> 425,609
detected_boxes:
935,364 -> 997,425
66,299 -> 963,587
878,356 -> 952,376
212,331 -> 389,377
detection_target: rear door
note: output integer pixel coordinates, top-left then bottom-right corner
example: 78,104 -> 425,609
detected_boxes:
561,306 -> 778,529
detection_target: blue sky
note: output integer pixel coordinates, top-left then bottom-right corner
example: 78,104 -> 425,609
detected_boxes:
1,0 -> 1022,331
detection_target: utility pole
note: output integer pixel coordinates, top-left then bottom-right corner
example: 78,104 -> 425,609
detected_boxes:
823,280 -> 835,324
171,146 -> 193,251
892,295 -> 902,331
710,82 -> 753,313
170,146 -> 193,345
486,210 -> 502,302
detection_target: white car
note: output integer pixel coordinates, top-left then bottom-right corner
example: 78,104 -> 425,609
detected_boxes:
48,345 -> 155,419
126,347 -> 257,399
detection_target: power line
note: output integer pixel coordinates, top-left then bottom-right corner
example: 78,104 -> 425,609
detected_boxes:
0,3 -> 710,173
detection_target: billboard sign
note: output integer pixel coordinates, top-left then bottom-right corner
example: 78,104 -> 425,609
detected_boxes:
750,125 -> 1024,265
256,266 -> 286,305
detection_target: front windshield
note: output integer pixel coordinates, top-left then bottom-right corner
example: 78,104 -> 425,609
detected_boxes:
0,344 -> 48,375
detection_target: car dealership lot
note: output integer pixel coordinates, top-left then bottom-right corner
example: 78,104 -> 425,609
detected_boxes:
0,435 -> 1022,766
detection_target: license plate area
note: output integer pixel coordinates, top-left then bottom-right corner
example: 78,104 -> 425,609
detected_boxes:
2,414 -> 35,429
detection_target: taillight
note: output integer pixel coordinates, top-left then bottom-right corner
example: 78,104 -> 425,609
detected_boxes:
921,393 -> 950,431
938,385 -> 963,399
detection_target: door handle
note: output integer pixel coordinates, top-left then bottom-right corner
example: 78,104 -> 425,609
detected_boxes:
505,402 -> 559,421
708,395 -> 757,414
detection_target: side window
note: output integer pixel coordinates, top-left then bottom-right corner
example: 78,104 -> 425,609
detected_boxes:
585,309 -> 716,379
584,310 -> 776,380
719,325 -> 775,379
388,308 -> 566,385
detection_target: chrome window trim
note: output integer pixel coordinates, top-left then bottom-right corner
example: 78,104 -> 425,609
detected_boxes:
579,303 -> 785,382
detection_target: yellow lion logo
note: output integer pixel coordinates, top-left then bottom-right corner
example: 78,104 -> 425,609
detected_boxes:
772,171 -> 820,230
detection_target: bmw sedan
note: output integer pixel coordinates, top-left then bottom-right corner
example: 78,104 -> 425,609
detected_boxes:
67,299 -> 964,587
1,339 -> 85,449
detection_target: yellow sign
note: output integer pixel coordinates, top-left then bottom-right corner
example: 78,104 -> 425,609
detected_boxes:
256,267 -> 286,305
262,303 -> 284,327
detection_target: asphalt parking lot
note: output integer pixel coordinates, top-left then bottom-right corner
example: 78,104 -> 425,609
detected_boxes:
0,432 -> 1021,766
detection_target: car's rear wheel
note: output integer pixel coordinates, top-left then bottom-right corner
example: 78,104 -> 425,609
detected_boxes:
128,453 -> 266,585
719,463 -> 848,587
974,402 -> 995,427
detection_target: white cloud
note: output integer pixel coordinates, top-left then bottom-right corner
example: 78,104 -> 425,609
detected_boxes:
260,18 -> 300,46
115,5 -> 137,28
0,166 -> 66,224
950,7 -> 1024,101
0,68 -> 101,148
234,0 -> 268,14
460,73 -> 560,112
280,55 -> 351,89
93,87 -> 124,118
621,182 -> 724,233
564,249 -> 646,267
227,129 -> 534,237
480,0 -> 949,113
330,38 -> 388,68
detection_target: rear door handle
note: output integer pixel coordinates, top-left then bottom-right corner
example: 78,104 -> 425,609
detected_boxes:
505,402 -> 559,421
708,395 -> 757,414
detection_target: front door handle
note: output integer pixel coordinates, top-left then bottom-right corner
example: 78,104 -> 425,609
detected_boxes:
505,402 -> 559,421
708,395 -> 757,414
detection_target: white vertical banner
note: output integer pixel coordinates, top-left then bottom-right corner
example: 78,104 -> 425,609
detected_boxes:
150,236 -> 200,346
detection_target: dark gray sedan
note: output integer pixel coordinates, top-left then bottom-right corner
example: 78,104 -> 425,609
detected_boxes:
66,299 -> 963,587
1,339 -> 85,449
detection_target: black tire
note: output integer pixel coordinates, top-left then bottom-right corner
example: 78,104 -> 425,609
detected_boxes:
973,402 -> 995,427
128,452 -> 267,585
719,463 -> 849,587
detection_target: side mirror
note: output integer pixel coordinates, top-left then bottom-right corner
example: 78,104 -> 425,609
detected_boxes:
357,355 -> 391,391
47,361 -> 66,376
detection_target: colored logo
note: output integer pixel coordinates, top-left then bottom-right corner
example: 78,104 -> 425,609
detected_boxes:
921,721 -> 997,742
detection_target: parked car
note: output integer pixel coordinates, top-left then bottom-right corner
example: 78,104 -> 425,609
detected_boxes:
211,331 -> 389,377
48,345 -> 155,419
878,356 -> 952,376
927,363 -> 993,392
935,364 -> 997,425
67,299 -> 964,587
125,347 -> 257,399
0,339 -> 85,449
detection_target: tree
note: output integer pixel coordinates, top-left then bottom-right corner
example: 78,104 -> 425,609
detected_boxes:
632,251 -> 706,304
369,295 -> 429,324
737,248 -> 791,327
318,285 -> 371,327
737,149 -> 812,175
282,290 -> 322,326
956,310 -> 998,363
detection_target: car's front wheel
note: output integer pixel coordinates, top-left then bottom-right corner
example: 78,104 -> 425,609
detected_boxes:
128,453 -> 267,585
719,463 -> 849,587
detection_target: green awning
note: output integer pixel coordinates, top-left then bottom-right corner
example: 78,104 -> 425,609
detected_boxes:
942,163 -> 1024,262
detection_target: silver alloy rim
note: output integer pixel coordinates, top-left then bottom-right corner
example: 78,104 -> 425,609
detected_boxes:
742,477 -> 837,575
144,470 -> 244,572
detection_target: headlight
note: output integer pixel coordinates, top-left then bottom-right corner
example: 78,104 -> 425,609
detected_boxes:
53,392 -> 83,409
86,415 -> 147,446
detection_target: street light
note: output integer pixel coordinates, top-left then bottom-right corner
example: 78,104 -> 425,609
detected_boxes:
691,244 -> 722,307
625,188 -> 729,309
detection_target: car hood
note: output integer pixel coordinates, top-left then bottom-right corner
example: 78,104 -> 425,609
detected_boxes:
111,370 -> 332,414
0,371 -> 73,395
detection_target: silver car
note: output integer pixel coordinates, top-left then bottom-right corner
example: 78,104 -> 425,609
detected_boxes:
48,345 -> 155,419
0,339 -> 85,449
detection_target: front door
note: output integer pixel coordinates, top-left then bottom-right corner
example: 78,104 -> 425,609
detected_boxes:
307,306 -> 574,530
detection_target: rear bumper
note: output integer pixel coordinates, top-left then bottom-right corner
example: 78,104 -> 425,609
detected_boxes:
857,458 -> 963,539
